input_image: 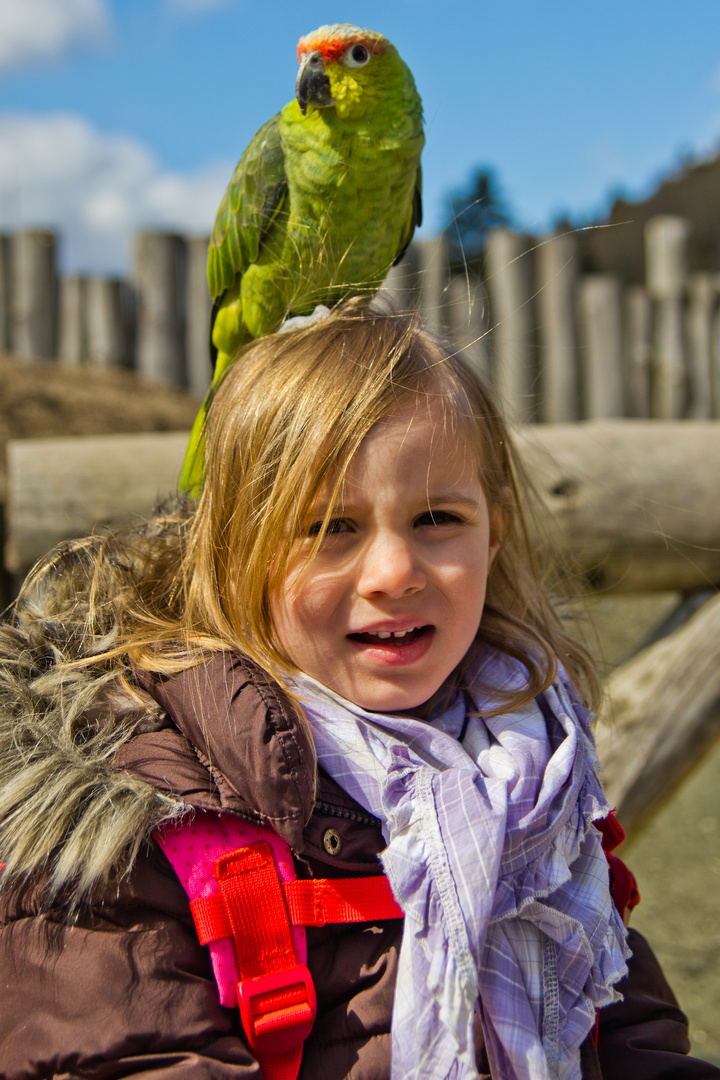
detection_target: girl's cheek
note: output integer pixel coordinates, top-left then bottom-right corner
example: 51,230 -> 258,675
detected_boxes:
295,576 -> 346,622
273,571 -> 344,632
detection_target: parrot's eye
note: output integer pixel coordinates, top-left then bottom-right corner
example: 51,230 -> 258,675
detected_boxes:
343,43 -> 370,68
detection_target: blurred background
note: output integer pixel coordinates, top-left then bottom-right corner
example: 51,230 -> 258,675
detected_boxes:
0,0 -> 719,1064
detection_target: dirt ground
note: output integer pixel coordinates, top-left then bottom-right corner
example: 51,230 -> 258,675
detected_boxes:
1,355 -> 718,1063
628,736 -> 720,1063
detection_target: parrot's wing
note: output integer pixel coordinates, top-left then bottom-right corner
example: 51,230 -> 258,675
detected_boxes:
393,163 -> 423,267
207,114 -> 288,300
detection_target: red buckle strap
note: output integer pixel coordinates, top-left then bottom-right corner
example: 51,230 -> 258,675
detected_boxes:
188,841 -> 403,1070
211,841 -> 317,1059
191,891 -> 232,944
237,965 -> 317,1054
212,841 -> 305,979
192,870 -> 403,942
284,875 -> 403,926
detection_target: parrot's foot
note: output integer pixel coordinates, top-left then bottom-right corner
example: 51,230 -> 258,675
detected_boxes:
277,305 -> 332,334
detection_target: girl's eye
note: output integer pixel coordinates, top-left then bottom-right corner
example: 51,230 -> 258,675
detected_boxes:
343,43 -> 370,68
307,517 -> 352,537
415,510 -> 463,528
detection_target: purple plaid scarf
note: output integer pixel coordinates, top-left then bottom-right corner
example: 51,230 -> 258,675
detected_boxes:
292,648 -> 629,1080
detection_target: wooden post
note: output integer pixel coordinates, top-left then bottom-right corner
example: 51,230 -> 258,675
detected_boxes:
446,273 -> 490,378
485,228 -> 535,423
686,273 -> 715,419
415,236 -> 450,336
185,235 -> 212,396
10,229 -> 58,359
578,274 -> 624,418
713,280 -> 720,419
378,243 -> 420,313
624,286 -> 652,417
59,276 -> 88,366
86,277 -> 128,368
0,234 -> 11,352
536,231 -> 579,422
645,215 -> 690,418
134,232 -> 187,385
120,281 -> 137,371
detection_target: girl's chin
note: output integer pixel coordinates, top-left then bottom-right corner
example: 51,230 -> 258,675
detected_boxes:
342,680 -> 442,716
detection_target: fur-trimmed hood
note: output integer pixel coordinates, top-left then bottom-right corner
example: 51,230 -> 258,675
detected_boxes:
0,532 -> 315,912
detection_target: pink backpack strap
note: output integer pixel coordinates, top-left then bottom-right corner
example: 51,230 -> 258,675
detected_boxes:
155,808 -> 402,1080
155,810 -> 306,1009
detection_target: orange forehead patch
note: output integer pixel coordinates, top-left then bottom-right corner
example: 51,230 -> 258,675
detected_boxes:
297,24 -> 387,64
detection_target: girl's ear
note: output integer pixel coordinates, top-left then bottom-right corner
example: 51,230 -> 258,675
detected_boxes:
488,486 -> 512,566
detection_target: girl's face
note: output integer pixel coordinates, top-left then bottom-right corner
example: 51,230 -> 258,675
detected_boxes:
270,398 -> 502,713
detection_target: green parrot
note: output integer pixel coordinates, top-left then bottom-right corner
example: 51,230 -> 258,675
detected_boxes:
180,23 -> 424,494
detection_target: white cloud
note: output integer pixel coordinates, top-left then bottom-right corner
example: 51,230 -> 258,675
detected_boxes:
0,0 -> 110,74
0,112 -> 231,274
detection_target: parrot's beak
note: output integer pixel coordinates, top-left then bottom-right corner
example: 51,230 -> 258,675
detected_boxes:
296,51 -> 335,115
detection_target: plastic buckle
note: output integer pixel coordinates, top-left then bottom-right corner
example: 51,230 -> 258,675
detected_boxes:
237,964 -> 317,1054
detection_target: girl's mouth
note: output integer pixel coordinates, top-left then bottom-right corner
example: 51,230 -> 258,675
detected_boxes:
346,625 -> 434,667
348,625 -> 431,646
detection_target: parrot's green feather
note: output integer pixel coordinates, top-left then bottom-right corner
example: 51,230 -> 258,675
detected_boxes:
180,28 -> 424,495
207,116 -> 288,300
395,164 -> 423,265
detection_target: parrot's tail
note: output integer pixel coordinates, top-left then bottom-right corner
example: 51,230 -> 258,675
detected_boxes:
179,401 -> 208,497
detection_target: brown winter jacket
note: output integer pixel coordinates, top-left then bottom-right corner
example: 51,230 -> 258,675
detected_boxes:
0,595 -> 716,1077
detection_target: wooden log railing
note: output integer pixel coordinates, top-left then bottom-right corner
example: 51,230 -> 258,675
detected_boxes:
515,420 -> 720,592
6,421 -> 720,590
5,431 -> 188,576
596,591 -> 720,842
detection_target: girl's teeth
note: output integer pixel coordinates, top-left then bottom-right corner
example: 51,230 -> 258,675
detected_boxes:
375,628 -> 415,639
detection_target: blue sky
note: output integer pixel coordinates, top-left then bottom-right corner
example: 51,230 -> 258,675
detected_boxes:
1,0 -> 719,273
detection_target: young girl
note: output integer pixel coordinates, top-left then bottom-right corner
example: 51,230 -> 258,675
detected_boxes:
0,301 -> 713,1080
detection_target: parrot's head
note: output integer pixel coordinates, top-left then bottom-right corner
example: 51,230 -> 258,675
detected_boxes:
295,24 -> 421,129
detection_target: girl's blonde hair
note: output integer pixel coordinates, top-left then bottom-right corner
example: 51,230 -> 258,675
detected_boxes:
77,297 -> 596,714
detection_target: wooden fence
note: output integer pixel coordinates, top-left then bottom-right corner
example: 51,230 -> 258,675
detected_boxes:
1,216 -> 719,419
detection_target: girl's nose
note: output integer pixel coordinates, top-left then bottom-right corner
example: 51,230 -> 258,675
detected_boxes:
356,533 -> 427,599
